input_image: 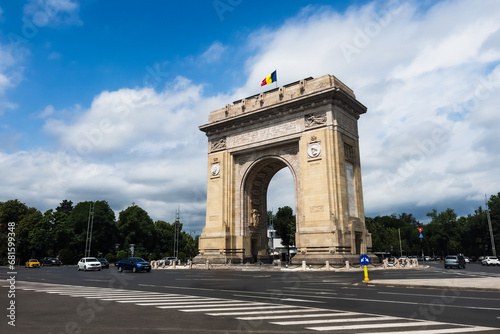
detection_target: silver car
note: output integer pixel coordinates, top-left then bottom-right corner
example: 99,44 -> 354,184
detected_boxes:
444,255 -> 465,269
77,257 -> 102,271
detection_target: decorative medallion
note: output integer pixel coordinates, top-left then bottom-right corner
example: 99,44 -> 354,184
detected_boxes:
307,142 -> 321,158
210,163 -> 220,176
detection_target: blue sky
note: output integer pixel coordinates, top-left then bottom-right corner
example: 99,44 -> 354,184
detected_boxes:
1,0 -> 499,234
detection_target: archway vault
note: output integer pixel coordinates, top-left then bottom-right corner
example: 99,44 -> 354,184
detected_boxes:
195,75 -> 373,264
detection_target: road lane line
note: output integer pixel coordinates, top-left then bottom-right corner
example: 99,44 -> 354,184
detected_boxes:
358,327 -> 500,334
307,320 -> 441,331
378,291 -> 500,301
271,316 -> 400,325
237,312 -> 361,321
159,302 -> 265,310
133,300 -> 243,306
207,308 -> 323,316
232,294 -> 325,303
180,305 -> 293,312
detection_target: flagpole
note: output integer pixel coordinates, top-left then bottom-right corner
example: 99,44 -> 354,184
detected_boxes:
275,68 -> 277,88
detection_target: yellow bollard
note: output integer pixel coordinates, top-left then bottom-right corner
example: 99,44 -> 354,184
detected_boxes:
363,265 -> 369,282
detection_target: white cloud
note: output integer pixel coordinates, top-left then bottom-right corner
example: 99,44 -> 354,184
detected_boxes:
2,0 -> 500,233
200,41 -> 227,63
23,0 -> 82,27
240,0 -> 500,219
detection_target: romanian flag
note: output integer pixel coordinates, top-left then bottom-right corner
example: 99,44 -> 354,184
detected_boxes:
261,70 -> 277,86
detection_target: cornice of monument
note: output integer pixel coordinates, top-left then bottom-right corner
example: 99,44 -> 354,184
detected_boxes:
199,74 -> 367,136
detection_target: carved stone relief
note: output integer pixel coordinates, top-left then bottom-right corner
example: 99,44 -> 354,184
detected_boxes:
305,113 -> 327,128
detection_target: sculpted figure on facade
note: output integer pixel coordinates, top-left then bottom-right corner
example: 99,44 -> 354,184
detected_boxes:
211,138 -> 226,151
250,209 -> 261,228
305,113 -> 327,127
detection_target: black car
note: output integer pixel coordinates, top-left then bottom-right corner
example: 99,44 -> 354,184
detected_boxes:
40,257 -> 62,266
97,258 -> 110,269
116,257 -> 151,273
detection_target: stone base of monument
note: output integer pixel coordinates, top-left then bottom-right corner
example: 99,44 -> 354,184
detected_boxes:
292,253 -> 379,266
193,254 -> 274,265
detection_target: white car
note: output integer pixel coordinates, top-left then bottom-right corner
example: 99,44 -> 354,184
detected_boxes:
482,256 -> 500,266
78,257 -> 102,271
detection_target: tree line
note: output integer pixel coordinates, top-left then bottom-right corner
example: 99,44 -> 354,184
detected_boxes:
2,192 -> 498,265
0,199 -> 198,265
267,193 -> 500,260
366,193 -> 500,259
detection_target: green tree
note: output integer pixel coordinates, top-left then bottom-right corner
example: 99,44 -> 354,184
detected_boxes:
0,200 -> 37,262
14,207 -> 43,261
117,204 -> 154,253
426,208 -> 462,256
274,206 -> 296,261
56,200 -> 73,215
67,200 -> 117,262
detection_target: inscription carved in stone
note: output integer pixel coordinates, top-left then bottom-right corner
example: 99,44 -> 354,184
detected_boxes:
228,120 -> 300,148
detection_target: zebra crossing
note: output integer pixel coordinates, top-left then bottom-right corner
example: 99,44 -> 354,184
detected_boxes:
6,281 -> 499,333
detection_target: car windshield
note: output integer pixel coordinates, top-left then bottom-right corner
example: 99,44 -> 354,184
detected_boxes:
489,257 -> 498,260
86,258 -> 98,262
445,256 -> 456,259
130,257 -> 146,262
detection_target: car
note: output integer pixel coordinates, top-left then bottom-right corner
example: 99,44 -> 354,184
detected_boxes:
25,259 -> 41,268
40,257 -> 62,266
97,258 -> 110,269
116,257 -> 151,273
77,257 -> 102,271
159,257 -> 179,266
444,255 -> 466,269
464,256 -> 470,263
482,256 -> 500,266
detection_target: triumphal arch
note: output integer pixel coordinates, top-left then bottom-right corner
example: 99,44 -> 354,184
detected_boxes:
195,74 -> 372,264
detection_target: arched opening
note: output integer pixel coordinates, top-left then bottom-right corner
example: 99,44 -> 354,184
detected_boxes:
242,156 -> 296,263
267,168 -> 295,263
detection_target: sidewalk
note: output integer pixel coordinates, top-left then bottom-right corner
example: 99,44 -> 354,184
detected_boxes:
366,277 -> 500,292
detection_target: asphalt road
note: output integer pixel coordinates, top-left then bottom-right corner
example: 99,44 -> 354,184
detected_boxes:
1,262 -> 499,333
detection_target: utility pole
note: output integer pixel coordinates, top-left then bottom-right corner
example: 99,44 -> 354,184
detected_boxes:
485,195 -> 497,257
398,228 -> 403,257
174,207 -> 180,258
85,202 -> 95,257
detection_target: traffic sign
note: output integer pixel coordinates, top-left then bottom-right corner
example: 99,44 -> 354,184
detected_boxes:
419,232 -> 424,239
359,255 -> 371,265
417,227 -> 423,233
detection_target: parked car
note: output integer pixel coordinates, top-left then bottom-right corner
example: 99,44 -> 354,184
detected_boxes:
159,257 -> 179,266
77,257 -> 102,271
463,256 -> 470,263
482,256 -> 500,266
25,259 -> 40,268
116,257 -> 151,273
444,255 -> 466,269
40,257 -> 62,266
97,258 -> 109,269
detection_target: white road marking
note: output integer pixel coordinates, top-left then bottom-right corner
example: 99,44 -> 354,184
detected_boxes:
236,311 -> 360,321
271,315 -> 400,326
307,320 -> 441,331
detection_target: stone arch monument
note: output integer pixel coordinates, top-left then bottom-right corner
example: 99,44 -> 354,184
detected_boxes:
194,74 -> 372,264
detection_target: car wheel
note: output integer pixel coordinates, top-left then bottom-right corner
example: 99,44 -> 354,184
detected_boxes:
132,267 -> 137,273
98,268 -> 101,271
118,266 -> 123,272
146,269 -> 151,272
78,267 -> 80,271
84,266 -> 87,271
